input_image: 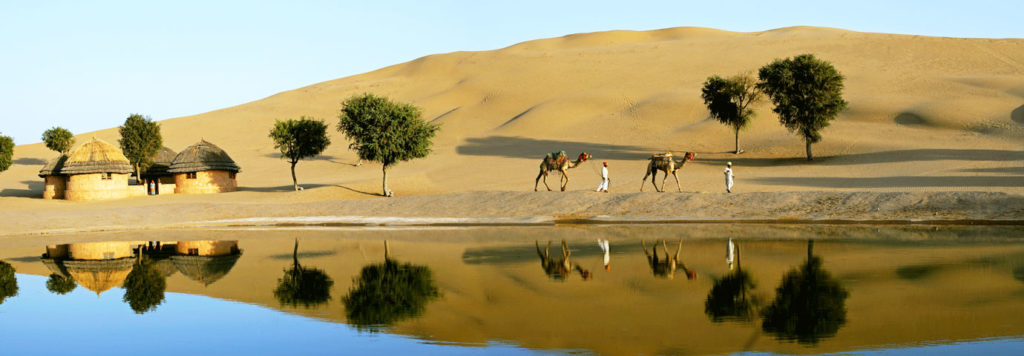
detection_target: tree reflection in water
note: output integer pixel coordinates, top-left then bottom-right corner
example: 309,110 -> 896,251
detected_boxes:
343,241 -> 440,330
0,261 -> 17,304
705,242 -> 758,322
274,239 -> 334,308
761,240 -> 849,344
46,274 -> 77,295
123,254 -> 167,314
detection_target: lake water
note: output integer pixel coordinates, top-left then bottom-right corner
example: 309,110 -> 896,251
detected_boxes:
1,224 -> 1022,355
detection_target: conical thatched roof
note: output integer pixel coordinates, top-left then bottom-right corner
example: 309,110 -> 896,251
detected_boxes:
60,137 -> 133,175
168,140 -> 240,174
171,253 -> 241,286
63,258 -> 134,295
142,147 -> 178,177
38,154 -> 69,177
151,258 -> 178,278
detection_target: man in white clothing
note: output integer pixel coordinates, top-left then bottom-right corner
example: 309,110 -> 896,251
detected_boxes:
724,162 -> 735,193
596,161 -> 609,192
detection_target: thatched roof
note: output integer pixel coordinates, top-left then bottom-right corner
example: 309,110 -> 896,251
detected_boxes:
41,258 -> 70,277
171,253 -> 241,286
60,137 -> 133,175
38,154 -> 69,177
151,258 -> 178,278
142,147 -> 178,177
168,140 -> 240,174
63,258 -> 134,295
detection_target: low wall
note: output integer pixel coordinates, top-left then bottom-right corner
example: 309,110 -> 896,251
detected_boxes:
174,170 -> 237,194
42,176 -> 67,200
64,173 -> 130,202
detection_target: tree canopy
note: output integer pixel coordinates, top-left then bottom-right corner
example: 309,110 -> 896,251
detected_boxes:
338,93 -> 439,197
274,240 -> 334,308
269,117 -> 331,191
705,269 -> 758,322
118,114 -> 163,184
757,54 -> 847,160
0,261 -> 18,305
42,127 -> 75,154
342,259 -> 440,330
761,241 -> 849,344
46,274 -> 77,295
122,257 -> 167,314
702,73 -> 761,154
0,133 -> 13,173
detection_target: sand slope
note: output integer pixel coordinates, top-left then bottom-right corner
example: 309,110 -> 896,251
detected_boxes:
0,26 -> 1021,231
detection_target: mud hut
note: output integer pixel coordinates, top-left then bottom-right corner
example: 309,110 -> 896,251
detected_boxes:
38,155 -> 68,199
59,138 -> 133,201
168,140 -> 240,194
140,146 -> 178,195
171,240 -> 241,287
43,242 -> 138,296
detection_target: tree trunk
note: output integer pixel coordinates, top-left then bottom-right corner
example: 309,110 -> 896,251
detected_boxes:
805,138 -> 814,161
384,240 -> 391,261
382,165 -> 391,197
292,239 -> 301,272
135,163 -> 141,185
807,239 -> 814,260
290,160 -> 298,191
734,127 -> 740,154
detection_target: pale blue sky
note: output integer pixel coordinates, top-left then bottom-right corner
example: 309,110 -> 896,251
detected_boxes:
1,0 -> 1019,145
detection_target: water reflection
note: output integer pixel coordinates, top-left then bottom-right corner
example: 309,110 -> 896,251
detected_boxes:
274,239 -> 334,308
535,240 -> 591,281
123,254 -> 167,313
343,241 -> 441,330
706,241 -> 759,322
46,273 -> 76,295
42,242 -> 136,296
0,260 -> 17,304
171,241 -> 242,287
761,240 -> 849,344
642,239 -> 695,280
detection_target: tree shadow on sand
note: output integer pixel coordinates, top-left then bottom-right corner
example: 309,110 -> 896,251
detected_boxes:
751,175 -> 1024,188
699,149 -> 1024,168
0,181 -> 44,198
456,136 -> 661,161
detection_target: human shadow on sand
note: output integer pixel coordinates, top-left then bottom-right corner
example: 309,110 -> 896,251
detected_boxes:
752,175 -> 1024,188
456,136 -> 659,161
700,149 -> 1024,168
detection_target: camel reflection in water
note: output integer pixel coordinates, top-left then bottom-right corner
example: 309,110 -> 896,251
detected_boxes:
535,240 -> 590,281
642,240 -> 695,280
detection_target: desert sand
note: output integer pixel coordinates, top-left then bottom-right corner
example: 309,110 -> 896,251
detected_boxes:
1,26 -> 1022,236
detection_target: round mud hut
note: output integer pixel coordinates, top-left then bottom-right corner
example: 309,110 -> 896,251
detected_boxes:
168,140 -> 240,194
171,240 -> 242,286
59,138 -> 133,201
140,146 -> 178,195
47,242 -> 138,296
38,154 -> 69,200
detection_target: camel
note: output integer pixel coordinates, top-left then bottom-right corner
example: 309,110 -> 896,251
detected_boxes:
641,239 -> 696,280
536,240 -> 590,281
534,151 -> 592,191
640,151 -> 695,192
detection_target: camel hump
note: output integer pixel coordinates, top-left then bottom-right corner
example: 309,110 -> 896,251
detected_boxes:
649,152 -> 674,161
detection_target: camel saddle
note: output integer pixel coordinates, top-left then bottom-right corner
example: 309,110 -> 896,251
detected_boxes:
650,152 -> 674,162
546,151 -> 568,165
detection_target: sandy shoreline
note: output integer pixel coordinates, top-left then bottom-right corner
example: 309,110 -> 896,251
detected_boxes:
2,190 -> 1021,237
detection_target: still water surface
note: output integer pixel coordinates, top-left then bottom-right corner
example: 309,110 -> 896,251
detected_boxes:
0,224 -> 1022,355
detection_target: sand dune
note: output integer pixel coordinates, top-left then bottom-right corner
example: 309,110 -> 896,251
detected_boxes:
0,26 -> 1021,233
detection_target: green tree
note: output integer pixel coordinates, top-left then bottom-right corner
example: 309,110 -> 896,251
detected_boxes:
118,114 -> 163,184
757,54 -> 847,161
122,255 -> 167,314
269,117 -> 331,191
338,93 -> 439,197
342,241 -> 440,330
761,240 -> 849,344
46,274 -> 77,295
0,133 -> 13,174
274,239 -> 334,308
42,127 -> 75,154
702,73 -> 761,154
0,261 -> 18,305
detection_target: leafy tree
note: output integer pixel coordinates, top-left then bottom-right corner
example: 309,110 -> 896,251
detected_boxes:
761,240 -> 849,344
42,127 -> 75,154
122,256 -> 167,314
343,241 -> 440,330
702,73 -> 761,154
0,261 -> 18,304
757,54 -> 847,160
0,133 -> 12,173
274,239 -> 333,308
269,117 -> 331,191
46,274 -> 77,295
118,114 -> 163,184
705,269 -> 758,322
338,93 -> 439,197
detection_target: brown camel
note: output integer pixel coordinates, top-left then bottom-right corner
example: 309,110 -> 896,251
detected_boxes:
536,240 -> 591,281
640,151 -> 695,192
534,151 -> 592,191
641,239 -> 696,280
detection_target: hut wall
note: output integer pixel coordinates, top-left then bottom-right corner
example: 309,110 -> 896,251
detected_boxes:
176,240 -> 239,256
42,176 -> 67,200
65,173 -> 130,201
46,245 -> 70,259
68,242 -> 135,260
174,170 -> 237,194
